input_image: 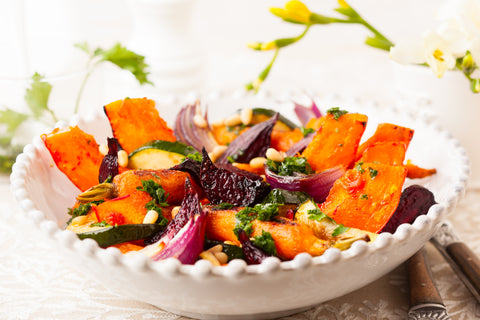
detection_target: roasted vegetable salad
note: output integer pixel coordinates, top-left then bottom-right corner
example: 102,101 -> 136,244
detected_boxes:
41,97 -> 437,265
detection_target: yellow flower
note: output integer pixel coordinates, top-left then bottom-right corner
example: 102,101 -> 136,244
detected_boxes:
337,0 -> 349,9
270,1 -> 312,24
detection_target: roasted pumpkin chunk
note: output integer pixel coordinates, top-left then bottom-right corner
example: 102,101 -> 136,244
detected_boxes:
41,126 -> 103,191
104,97 -> 175,154
357,141 -> 407,166
302,112 -> 368,172
356,123 -> 414,159
320,162 -> 407,233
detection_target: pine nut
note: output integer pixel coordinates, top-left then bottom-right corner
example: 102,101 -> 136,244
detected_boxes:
143,210 -> 159,224
211,118 -> 225,127
212,145 -> 228,158
266,148 -> 284,162
249,157 -> 267,169
117,150 -> 129,167
208,152 -> 218,163
99,144 -> 109,156
214,252 -> 228,265
193,114 -> 208,128
224,240 -> 237,246
240,108 -> 253,125
199,251 -> 221,266
71,215 -> 88,226
207,244 -> 223,254
171,206 -> 180,219
224,114 -> 242,127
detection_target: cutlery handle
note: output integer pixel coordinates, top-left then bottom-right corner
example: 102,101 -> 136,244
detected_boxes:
407,247 -> 444,307
446,242 -> 480,301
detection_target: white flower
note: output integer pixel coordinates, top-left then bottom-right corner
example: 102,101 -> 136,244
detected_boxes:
390,19 -> 470,78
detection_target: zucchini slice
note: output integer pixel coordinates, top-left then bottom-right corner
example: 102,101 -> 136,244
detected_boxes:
252,108 -> 298,130
129,140 -> 196,170
76,224 -> 164,247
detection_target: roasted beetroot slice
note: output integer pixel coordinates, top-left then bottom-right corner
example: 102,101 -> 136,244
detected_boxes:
98,137 -> 119,183
171,158 -> 202,187
145,177 -> 201,245
200,148 -> 270,206
381,185 -> 436,233
237,229 -> 271,265
215,113 -> 279,165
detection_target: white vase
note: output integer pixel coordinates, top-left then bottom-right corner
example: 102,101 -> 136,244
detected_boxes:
393,63 -> 479,188
126,0 -> 204,94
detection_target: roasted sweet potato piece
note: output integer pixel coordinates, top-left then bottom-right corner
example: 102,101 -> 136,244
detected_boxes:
113,169 -> 193,204
302,113 -> 368,172
405,161 -> 437,179
104,98 -> 176,154
204,207 -> 330,260
357,141 -> 407,166
356,123 -> 414,159
41,126 -> 104,191
320,162 -> 407,233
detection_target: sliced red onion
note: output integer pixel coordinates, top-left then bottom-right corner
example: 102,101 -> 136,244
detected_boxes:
174,101 -> 217,152
215,113 -> 279,165
265,166 -> 345,203
285,133 -> 314,157
294,101 -> 322,126
151,213 -> 206,264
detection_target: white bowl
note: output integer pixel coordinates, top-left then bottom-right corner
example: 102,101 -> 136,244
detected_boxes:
10,90 -> 469,320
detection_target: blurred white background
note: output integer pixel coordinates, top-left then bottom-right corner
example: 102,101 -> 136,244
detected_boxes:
0,0 -> 440,113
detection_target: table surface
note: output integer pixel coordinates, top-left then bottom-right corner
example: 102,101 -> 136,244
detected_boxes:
1,174 -> 480,320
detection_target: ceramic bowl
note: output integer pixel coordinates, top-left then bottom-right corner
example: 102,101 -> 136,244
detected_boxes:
10,90 -> 469,320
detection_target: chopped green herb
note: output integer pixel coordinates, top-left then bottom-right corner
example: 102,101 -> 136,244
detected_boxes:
67,203 -> 92,225
137,179 -> 170,226
253,230 -> 277,256
355,162 -> 365,174
234,203 -> 279,237
137,179 -> 169,207
90,221 -> 111,227
254,203 -> 279,221
300,127 -> 315,136
332,224 -> 350,237
213,202 -> 234,210
327,107 -> 348,120
186,152 -> 202,163
360,194 -> 369,200
267,156 -> 313,176
368,167 -> 378,179
307,208 -> 330,221
262,188 -> 311,205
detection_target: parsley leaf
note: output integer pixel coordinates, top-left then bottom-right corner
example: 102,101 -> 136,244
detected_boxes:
186,152 -> 203,163
368,167 -> 378,179
253,230 -> 277,256
213,202 -> 234,210
24,72 -> 55,120
94,43 -> 152,85
137,179 -> 170,226
234,203 -> 279,237
90,221 -> 111,227
300,127 -> 315,136
0,109 -> 28,133
67,203 -> 92,225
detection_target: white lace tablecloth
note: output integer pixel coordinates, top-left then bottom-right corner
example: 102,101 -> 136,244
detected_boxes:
1,175 -> 479,320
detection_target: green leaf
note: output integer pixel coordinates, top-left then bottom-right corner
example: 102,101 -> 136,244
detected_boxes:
327,107 -> 348,120
24,72 -> 52,119
74,42 -> 90,54
0,109 -> 29,133
96,43 -> 152,85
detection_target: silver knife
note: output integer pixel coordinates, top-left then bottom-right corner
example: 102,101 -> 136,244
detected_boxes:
430,221 -> 480,304
406,247 -> 450,320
